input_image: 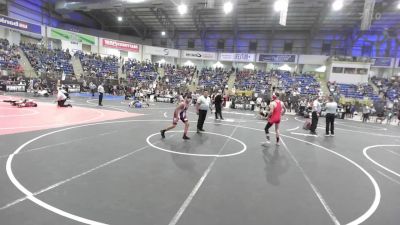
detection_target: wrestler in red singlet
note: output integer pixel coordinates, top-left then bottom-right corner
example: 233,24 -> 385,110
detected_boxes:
264,93 -> 285,145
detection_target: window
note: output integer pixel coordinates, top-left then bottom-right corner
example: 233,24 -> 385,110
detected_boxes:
332,67 -> 343,73
188,39 -> 195,49
249,41 -> 257,51
322,42 -> 331,54
217,39 -> 225,50
284,41 -> 293,53
344,68 -> 356,74
357,68 -> 368,75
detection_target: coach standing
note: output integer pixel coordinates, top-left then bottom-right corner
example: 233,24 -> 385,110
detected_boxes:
214,90 -> 224,120
196,90 -> 211,133
98,83 -> 104,106
325,97 -> 337,137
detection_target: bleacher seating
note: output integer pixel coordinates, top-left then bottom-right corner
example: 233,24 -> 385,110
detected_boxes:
0,39 -> 21,72
198,68 -> 229,90
280,73 -> 320,95
161,65 -> 194,90
21,43 -> 74,76
124,59 -> 158,87
76,51 -> 119,78
234,70 -> 270,93
329,82 -> 380,101
371,77 -> 400,102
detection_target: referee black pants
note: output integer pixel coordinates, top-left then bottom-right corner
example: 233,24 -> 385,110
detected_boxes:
197,110 -> 207,130
99,93 -> 103,106
215,105 -> 223,119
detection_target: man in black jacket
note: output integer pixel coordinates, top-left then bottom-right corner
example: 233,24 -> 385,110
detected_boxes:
214,90 -> 224,120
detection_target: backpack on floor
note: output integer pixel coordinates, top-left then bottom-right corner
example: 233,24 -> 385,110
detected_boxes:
303,119 -> 311,130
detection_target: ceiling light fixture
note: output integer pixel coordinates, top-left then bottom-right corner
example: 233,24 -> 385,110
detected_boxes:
117,16 -> 123,22
178,3 -> 188,15
161,31 -> 166,36
223,1 -> 233,14
274,0 -> 285,12
397,1 -> 400,9
332,0 -> 344,11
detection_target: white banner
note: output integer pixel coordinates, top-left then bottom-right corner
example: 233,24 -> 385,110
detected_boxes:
219,53 -> 256,62
181,50 -> 217,60
143,46 -> 180,58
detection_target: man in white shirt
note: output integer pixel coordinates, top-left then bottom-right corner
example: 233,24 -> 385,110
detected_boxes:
325,97 -> 337,136
310,96 -> 321,135
98,83 -> 104,106
56,88 -> 72,107
196,90 -> 211,133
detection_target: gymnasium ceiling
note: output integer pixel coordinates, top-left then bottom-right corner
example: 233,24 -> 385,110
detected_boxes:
55,0 -> 400,38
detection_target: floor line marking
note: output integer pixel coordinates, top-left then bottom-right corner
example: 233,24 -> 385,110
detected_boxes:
205,121 -> 381,225
385,149 -> 400,158
1,134 -> 175,212
291,132 -> 318,137
363,145 -> 400,178
5,119 -> 380,225
374,169 -> 400,185
85,99 -> 128,112
286,126 -> 299,132
293,117 -> 399,138
280,138 -> 340,225
167,121 -> 241,225
0,131 -> 117,159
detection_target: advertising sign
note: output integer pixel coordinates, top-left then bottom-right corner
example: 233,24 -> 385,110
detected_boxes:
257,54 -> 297,63
49,27 -> 96,45
143,46 -> 179,57
102,39 -> 140,52
219,53 -> 256,62
0,15 -> 41,34
181,50 -> 217,60
371,57 -> 393,67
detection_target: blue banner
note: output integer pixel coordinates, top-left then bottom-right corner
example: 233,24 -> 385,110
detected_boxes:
0,15 -> 41,34
258,54 -> 297,63
372,57 -> 392,67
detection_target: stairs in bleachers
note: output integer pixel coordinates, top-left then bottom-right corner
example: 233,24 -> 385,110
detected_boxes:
189,73 -> 198,92
18,48 -> 37,78
71,56 -> 84,79
118,61 -> 126,79
315,74 -> 329,96
227,72 -> 236,94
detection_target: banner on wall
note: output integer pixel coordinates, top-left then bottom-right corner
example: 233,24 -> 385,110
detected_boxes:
49,27 -> 96,45
257,54 -> 297,63
219,53 -> 255,62
0,15 -> 41,34
143,46 -> 179,57
371,57 -> 393,67
182,50 -> 217,60
102,39 -> 140,52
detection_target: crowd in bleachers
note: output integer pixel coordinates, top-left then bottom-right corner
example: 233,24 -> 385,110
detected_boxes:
75,51 -> 119,78
199,68 -> 229,91
279,72 -> 320,96
328,81 -> 380,102
0,39 -> 22,73
161,65 -> 195,90
21,43 -> 74,76
123,59 -> 158,89
234,70 -> 271,93
371,76 -> 400,103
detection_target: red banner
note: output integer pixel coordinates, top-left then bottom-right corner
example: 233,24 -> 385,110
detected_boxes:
102,39 -> 139,52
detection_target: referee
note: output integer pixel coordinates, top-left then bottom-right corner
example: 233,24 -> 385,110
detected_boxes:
196,90 -> 211,133
98,83 -> 104,106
